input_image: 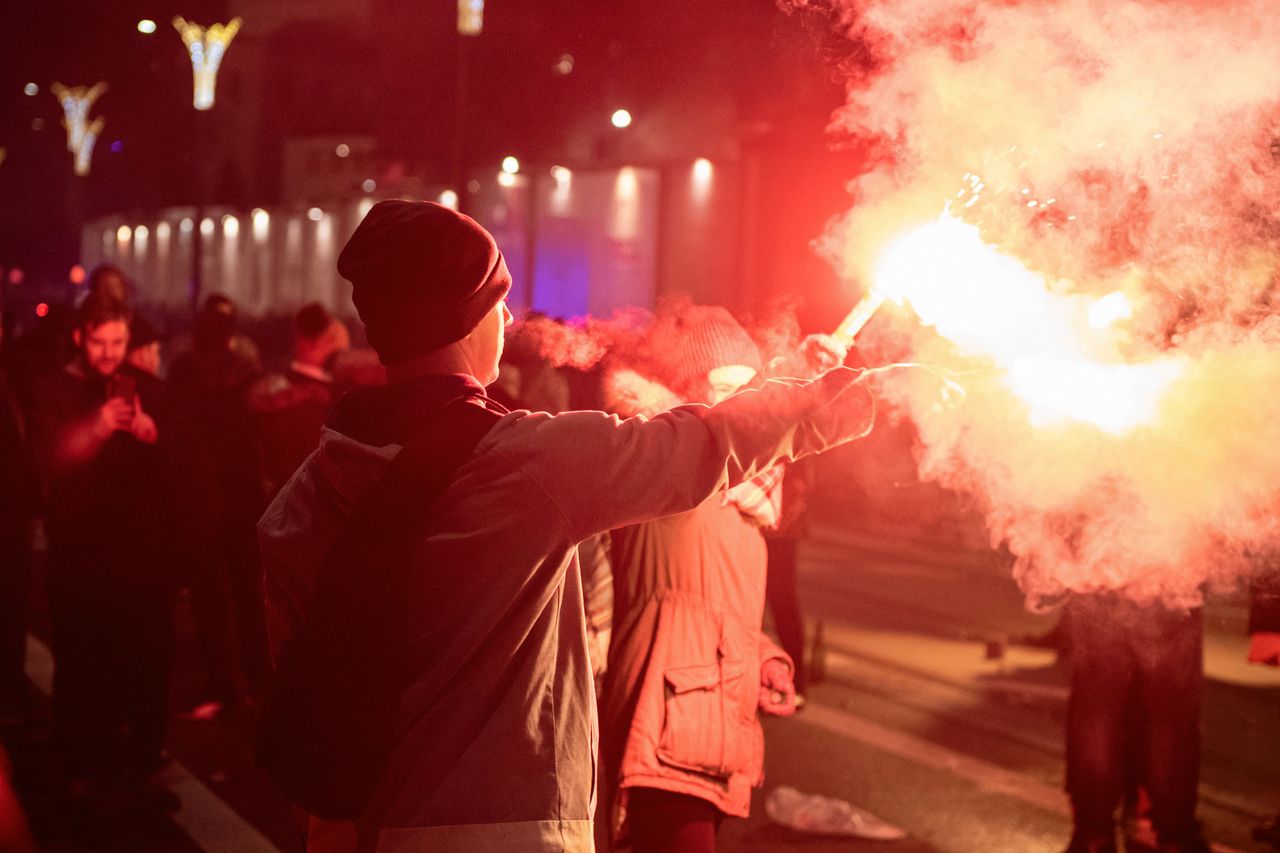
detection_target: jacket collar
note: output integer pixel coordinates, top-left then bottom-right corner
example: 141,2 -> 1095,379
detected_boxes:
327,373 -> 505,448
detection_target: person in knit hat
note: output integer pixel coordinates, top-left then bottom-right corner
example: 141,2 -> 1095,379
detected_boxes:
260,200 -> 913,853
599,303 -> 835,853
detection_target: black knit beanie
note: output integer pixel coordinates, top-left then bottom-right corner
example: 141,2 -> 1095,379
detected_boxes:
337,200 -> 512,365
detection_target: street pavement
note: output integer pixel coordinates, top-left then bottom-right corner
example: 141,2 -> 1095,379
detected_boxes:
5,520 -> 1278,851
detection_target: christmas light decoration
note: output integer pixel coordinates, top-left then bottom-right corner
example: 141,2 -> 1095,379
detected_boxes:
173,16 -> 242,110
51,83 -> 107,176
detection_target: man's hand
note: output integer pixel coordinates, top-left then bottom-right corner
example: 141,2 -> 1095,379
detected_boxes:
800,334 -> 849,375
130,398 -> 158,445
1248,632 -> 1280,666
94,397 -> 136,439
758,657 -> 797,717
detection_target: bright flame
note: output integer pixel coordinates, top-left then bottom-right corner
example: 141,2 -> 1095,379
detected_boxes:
873,212 -> 1183,435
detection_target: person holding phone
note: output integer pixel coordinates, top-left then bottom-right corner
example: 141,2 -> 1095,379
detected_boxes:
27,295 -> 179,819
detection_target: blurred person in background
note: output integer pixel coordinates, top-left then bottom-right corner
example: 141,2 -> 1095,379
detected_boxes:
0,313 -> 38,725
1246,569 -> 1280,848
125,314 -> 165,379
169,294 -> 269,719
27,295 -> 179,816
248,302 -> 350,500
84,264 -> 129,306
599,304 -> 844,853
1061,594 -> 1206,853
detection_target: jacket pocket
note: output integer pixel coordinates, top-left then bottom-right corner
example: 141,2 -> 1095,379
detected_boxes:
656,660 -> 744,778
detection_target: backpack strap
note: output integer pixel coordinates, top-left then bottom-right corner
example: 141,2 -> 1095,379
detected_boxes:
257,393 -> 504,819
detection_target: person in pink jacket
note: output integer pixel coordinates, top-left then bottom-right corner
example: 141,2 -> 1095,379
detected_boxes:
260,201 -> 929,853
599,306 -> 830,853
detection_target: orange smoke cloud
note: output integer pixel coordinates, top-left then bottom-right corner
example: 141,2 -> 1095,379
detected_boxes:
789,0 -> 1280,607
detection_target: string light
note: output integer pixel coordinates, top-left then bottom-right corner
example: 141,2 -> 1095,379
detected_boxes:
173,16 -> 242,110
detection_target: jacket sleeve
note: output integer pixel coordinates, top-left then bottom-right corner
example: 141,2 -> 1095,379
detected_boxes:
506,367 -> 875,542
758,634 -> 793,677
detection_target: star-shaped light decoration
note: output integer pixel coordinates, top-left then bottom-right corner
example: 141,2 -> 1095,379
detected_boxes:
173,16 -> 243,110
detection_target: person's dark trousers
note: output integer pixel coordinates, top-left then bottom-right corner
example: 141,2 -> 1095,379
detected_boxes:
765,534 -> 807,693
0,521 -> 31,712
187,525 -> 270,703
48,546 -> 175,782
1066,595 -> 1203,846
627,787 -> 723,853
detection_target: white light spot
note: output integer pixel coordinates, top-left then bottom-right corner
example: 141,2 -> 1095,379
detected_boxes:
502,156 -> 520,174
137,19 -> 157,34
200,217 -> 215,236
438,189 -> 460,210
611,109 -> 632,129
361,178 -> 376,193
335,143 -> 350,158
116,225 -> 132,242
222,215 -> 239,238
23,83 -> 38,97
497,171 -> 517,188
307,207 -> 324,222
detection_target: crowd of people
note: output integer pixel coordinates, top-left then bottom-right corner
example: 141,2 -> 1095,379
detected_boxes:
0,199 -> 1275,853
0,264 -> 360,833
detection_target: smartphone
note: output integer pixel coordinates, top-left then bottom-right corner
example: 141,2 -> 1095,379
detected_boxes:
106,372 -> 137,401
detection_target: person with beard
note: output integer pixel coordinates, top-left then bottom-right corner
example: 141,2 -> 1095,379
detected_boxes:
27,296 -> 179,815
248,303 -> 351,500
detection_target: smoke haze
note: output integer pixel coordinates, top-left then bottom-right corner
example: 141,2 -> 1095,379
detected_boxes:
788,0 -> 1280,607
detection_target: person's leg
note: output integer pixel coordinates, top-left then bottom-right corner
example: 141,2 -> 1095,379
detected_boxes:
226,526 -> 270,698
1065,597 -> 1132,845
1137,605 -> 1204,849
765,535 -> 807,694
0,522 -> 31,713
184,540 -> 237,707
116,583 -> 176,779
626,787 -> 721,853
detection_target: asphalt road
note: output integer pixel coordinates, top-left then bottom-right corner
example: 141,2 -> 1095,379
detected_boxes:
6,521 -> 1278,852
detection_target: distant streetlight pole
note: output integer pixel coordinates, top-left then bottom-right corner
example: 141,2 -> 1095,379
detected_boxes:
454,1 -> 483,212
173,16 -> 242,309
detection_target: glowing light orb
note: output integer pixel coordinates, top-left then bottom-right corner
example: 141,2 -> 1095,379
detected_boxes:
497,172 -> 517,188
117,225 -> 132,243
335,143 -> 350,158
307,207 -> 324,222
361,178 -> 377,193
502,156 -> 520,174
611,109 -> 632,129
23,83 -> 38,97
137,19 -> 157,34
872,212 -> 1183,434
173,16 -> 242,110
438,190 -> 460,210
457,0 -> 484,36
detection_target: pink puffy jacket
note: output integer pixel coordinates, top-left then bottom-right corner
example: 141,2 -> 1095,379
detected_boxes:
599,475 -> 791,846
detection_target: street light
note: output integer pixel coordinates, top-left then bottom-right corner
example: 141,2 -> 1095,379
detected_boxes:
457,0 -> 484,36
173,16 -> 243,110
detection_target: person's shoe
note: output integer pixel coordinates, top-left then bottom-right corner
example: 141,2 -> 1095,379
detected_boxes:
1123,815 -> 1159,851
175,700 -> 224,722
1061,832 -> 1118,853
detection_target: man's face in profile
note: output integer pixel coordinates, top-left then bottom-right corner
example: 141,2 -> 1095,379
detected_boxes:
469,299 -> 513,387
79,320 -> 129,376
